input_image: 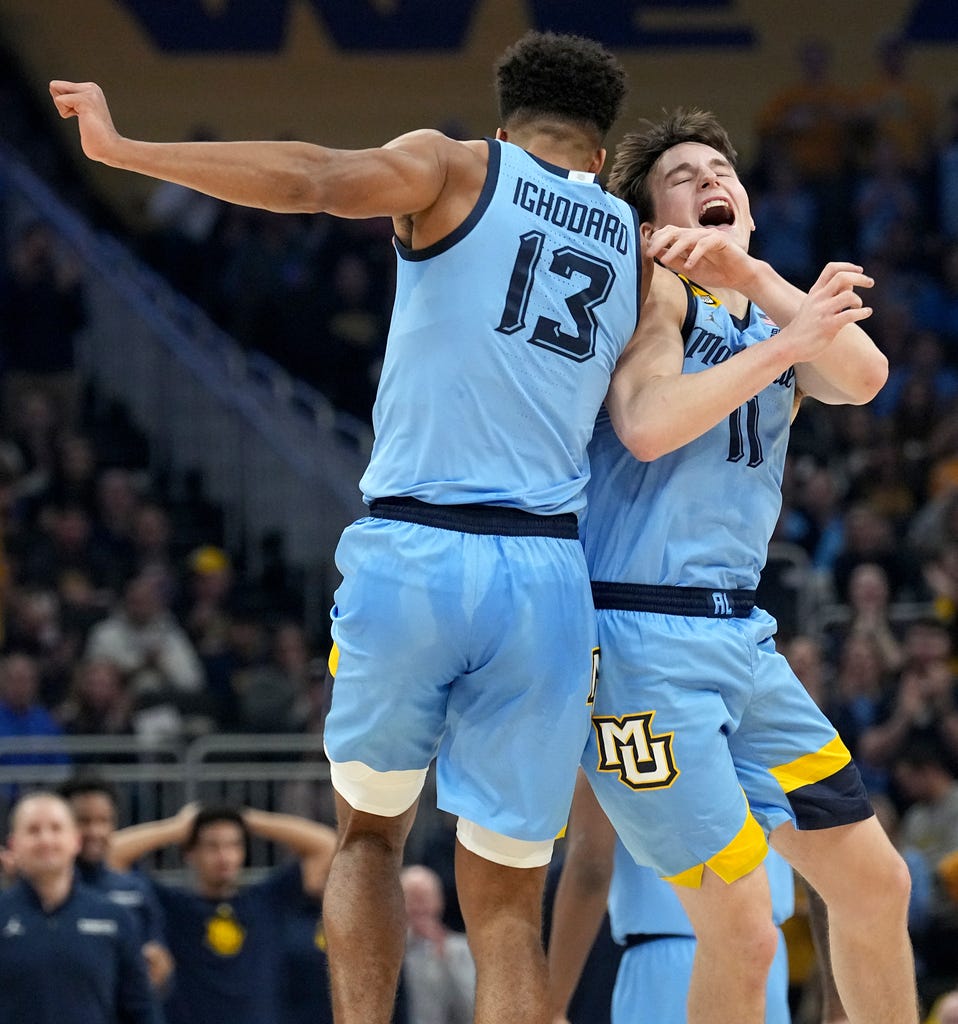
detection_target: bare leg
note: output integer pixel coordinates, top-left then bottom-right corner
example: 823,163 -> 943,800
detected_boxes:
771,817 -> 918,1024
323,792 -> 419,1024
671,863 -> 780,1024
455,841 -> 550,1024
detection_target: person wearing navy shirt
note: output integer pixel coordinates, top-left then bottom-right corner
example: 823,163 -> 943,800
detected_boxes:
0,791 -> 160,1024
59,776 -> 172,993
108,803 -> 337,1024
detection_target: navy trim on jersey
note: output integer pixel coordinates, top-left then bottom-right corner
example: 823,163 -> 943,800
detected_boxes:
524,149 -> 603,186
786,761 -> 874,830
591,581 -> 757,617
678,276 -> 698,345
368,496 -> 579,538
623,932 -> 690,948
729,303 -> 752,332
395,138 -> 501,263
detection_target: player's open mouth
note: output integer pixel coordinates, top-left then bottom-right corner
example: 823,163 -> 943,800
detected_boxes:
698,198 -> 734,227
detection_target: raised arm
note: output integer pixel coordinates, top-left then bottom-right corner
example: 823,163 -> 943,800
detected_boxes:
547,771 -> 617,1024
648,226 -> 887,406
49,80 -> 465,220
242,808 -> 337,898
108,803 -> 199,871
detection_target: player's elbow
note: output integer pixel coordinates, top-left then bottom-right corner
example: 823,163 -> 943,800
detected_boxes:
618,422 -> 673,463
848,349 -> 889,406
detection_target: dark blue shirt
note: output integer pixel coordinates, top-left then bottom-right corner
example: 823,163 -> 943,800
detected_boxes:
77,861 -> 166,947
152,862 -> 305,1024
0,877 -> 160,1024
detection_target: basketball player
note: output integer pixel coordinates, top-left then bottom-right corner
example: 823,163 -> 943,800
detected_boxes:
50,33 -> 644,1024
549,772 -> 793,1024
578,108 -> 916,1024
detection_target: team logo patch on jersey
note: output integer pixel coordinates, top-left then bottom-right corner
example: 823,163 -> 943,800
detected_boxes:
592,711 -> 678,790
205,904 -> 246,957
679,275 -> 721,307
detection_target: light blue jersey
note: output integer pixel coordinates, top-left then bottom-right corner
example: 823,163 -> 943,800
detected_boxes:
608,843 -> 794,1024
361,138 -> 642,515
327,138 -> 643,846
584,276 -> 793,588
581,272 -> 872,882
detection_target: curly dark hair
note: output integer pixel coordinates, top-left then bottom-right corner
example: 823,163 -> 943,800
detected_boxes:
608,108 -> 738,221
495,31 -> 627,141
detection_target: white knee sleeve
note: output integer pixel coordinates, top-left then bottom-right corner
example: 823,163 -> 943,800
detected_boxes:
326,750 -> 428,817
457,818 -> 555,868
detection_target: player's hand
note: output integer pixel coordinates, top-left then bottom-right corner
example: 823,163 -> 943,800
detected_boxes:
49,81 -> 120,164
646,225 -> 757,291
779,262 -> 873,363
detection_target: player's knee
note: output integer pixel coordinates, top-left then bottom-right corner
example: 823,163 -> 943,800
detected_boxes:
327,755 -> 428,818
457,818 -> 554,869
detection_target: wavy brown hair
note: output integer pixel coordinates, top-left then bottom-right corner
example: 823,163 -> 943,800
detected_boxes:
608,108 -> 737,221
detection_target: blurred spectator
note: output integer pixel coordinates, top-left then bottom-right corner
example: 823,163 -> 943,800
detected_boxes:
17,502 -> 115,596
896,738 -> 958,886
938,96 -> 958,244
91,468 -> 141,584
928,990 -> 958,1024
57,658 -> 132,738
3,587 -> 75,706
0,652 -> 68,769
855,34 -> 937,175
130,503 -> 176,593
924,541 -> 958,661
231,621 -> 311,734
753,37 -> 853,178
827,631 -> 895,794
782,464 -> 846,572
0,791 -> 161,1024
84,571 -> 206,741
400,864 -> 475,1024
108,803 -> 336,1024
58,776 -> 172,993
750,158 -> 819,290
858,619 -> 958,773
0,222 -> 86,432
853,138 -> 921,262
782,633 -> 830,709
830,502 -> 908,602
824,562 -> 904,674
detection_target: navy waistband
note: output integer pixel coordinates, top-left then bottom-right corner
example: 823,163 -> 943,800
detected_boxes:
367,497 -> 579,539
591,582 -> 757,618
623,932 -> 690,949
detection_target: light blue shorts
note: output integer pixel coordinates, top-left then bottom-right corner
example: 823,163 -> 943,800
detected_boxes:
611,927 -> 790,1024
324,502 -> 598,842
585,588 -> 872,884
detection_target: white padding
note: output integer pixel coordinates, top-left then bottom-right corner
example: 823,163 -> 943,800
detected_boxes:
457,818 -> 554,868
326,749 -> 428,818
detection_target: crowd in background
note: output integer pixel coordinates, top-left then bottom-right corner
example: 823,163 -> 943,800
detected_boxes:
1,28 -> 958,1023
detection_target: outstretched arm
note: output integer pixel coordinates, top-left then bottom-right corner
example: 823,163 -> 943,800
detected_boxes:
648,226 -> 887,406
108,803 -> 199,871
547,771 -> 617,1024
49,80 -> 458,219
242,808 -> 337,898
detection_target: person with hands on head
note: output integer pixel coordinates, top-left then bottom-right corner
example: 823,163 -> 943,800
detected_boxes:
577,108 -> 915,1024
50,32 -> 645,1024
108,802 -> 337,1024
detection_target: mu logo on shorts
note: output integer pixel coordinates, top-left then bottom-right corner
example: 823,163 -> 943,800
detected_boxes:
592,711 -> 678,790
